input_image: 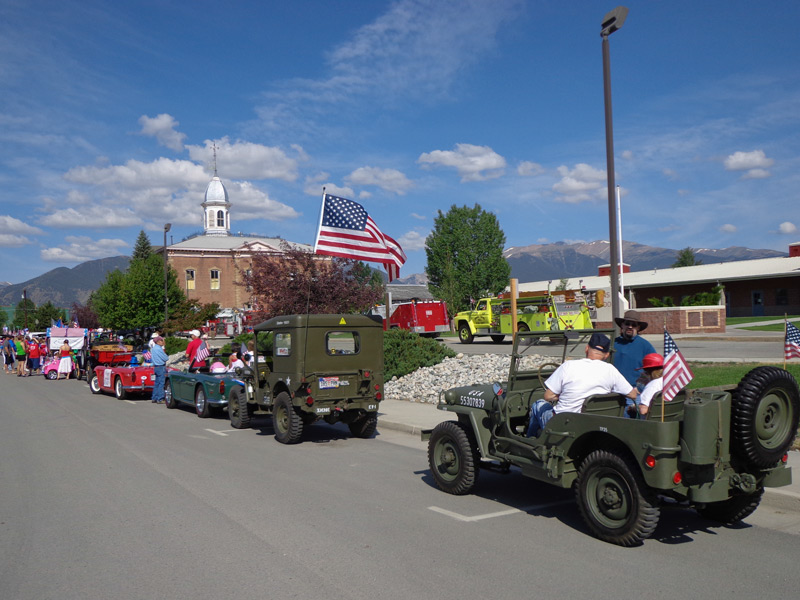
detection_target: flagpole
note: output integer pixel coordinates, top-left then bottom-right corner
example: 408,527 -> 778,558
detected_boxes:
313,187 -> 327,252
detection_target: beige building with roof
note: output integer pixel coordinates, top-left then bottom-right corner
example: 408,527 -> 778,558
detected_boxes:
164,173 -> 309,310
518,243 -> 800,323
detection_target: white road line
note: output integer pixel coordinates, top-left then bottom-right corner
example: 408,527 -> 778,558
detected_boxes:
205,429 -> 229,436
428,500 -> 570,522
124,400 -> 137,405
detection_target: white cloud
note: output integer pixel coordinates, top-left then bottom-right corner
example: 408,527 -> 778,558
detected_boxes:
778,221 -> 797,234
345,166 -> 413,194
410,213 -> 426,221
41,236 -> 129,262
186,137 -> 298,181
227,181 -> 299,222
517,161 -> 545,177
662,168 -> 678,180
621,150 -> 634,160
397,230 -> 429,252
720,223 -> 737,233
418,143 -> 506,182
0,215 -> 44,235
724,149 -> 774,179
552,163 -> 606,203
39,207 -> 142,228
138,113 -> 186,152
0,234 -> 33,247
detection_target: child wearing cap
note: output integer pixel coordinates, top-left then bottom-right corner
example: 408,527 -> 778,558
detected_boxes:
635,353 -> 664,418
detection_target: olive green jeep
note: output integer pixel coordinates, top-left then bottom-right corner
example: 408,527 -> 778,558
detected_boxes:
229,314 -> 384,444
423,329 -> 798,546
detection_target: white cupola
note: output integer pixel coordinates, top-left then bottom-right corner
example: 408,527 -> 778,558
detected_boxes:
201,169 -> 231,237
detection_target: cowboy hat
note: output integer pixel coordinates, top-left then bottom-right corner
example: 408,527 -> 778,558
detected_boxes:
614,309 -> 649,332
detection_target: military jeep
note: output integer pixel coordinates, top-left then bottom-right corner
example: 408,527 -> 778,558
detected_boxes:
229,314 -> 384,444
423,329 -> 798,546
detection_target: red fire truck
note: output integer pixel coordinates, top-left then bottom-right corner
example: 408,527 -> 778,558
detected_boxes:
373,299 -> 450,337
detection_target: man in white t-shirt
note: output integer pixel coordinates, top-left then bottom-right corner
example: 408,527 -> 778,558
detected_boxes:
526,333 -> 637,437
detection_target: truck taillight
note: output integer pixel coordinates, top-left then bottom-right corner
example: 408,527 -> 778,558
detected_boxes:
375,392 -> 382,400
782,453 -> 788,463
306,396 -> 314,406
644,455 -> 656,469
673,472 -> 682,485
363,370 -> 370,378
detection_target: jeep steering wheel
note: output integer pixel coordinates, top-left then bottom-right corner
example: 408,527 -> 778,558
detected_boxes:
538,362 -> 561,389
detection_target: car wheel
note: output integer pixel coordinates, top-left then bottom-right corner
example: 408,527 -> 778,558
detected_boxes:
46,369 -> 58,380
89,374 -> 101,394
576,450 -> 660,546
228,387 -> 251,429
428,421 -> 479,495
164,378 -> 177,409
195,386 -> 211,418
273,391 -> 303,444
348,413 -> 378,438
696,488 -> 764,524
731,366 -> 799,468
457,323 -> 473,344
114,377 -> 126,400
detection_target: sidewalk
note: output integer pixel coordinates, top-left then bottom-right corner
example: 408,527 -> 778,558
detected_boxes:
377,398 -> 800,512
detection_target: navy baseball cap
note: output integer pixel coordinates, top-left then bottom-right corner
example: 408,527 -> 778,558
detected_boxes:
588,333 -> 610,352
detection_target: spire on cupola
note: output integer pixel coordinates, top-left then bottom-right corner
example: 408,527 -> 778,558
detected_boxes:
202,143 -> 231,236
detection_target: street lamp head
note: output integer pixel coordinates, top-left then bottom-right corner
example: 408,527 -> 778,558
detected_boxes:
601,6 -> 628,37
164,223 -> 172,233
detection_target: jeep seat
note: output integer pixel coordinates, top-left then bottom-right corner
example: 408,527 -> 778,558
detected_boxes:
581,393 -> 627,418
644,392 -> 685,421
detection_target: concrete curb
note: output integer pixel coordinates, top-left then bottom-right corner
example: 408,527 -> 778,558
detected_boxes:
762,487 -> 800,512
378,419 -> 431,437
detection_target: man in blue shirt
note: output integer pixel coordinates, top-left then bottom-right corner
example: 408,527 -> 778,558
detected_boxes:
150,336 -> 169,403
613,310 -> 656,416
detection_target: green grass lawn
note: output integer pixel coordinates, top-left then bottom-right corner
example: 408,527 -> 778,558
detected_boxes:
688,362 -> 800,388
726,315 -> 799,325
739,321 -> 800,332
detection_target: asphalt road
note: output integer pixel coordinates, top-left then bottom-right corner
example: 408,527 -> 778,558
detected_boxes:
2,374 -> 799,600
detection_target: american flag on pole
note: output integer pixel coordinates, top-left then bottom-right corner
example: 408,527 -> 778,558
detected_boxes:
663,329 -> 694,402
142,350 -> 152,362
314,194 -> 406,281
195,340 -> 210,362
785,322 -> 800,360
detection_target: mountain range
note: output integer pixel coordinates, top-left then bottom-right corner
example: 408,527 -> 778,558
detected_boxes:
0,241 -> 787,308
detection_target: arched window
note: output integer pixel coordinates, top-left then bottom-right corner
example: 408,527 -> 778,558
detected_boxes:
217,210 -> 225,227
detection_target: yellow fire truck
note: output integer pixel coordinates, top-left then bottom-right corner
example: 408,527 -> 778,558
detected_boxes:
453,290 -> 593,344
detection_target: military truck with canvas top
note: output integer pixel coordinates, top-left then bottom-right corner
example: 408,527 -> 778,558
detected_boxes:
229,314 -> 384,444
454,290 -> 593,344
423,329 -> 798,546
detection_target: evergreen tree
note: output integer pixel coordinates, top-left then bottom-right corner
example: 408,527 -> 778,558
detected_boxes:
425,204 -> 511,317
34,301 -> 67,329
673,247 -> 701,267
12,296 -> 36,330
131,230 -> 153,262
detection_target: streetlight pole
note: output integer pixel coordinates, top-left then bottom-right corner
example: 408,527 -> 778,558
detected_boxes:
601,6 -> 628,333
22,289 -> 29,330
163,223 -> 171,326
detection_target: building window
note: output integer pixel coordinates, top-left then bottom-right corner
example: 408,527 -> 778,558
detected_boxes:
210,269 -> 220,290
207,210 -> 214,228
186,269 -> 195,290
244,268 -> 252,291
217,210 -> 225,227
776,288 -> 788,306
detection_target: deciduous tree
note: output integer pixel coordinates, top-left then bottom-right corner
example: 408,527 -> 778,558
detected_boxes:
241,243 -> 384,320
425,204 -> 511,316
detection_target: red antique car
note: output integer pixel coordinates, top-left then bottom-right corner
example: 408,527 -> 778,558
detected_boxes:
89,358 -> 161,399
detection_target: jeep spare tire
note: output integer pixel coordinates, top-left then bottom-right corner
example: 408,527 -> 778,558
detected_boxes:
731,366 -> 799,468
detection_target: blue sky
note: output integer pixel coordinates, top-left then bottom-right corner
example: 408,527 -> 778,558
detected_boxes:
2,0 -> 799,285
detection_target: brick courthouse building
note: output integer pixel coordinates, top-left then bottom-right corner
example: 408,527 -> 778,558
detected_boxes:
162,173 -> 309,310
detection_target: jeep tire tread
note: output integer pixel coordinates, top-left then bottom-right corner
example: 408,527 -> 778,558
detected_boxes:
273,391 -> 303,444
428,420 -> 480,495
576,450 -> 660,547
228,387 -> 251,429
696,488 -> 764,525
348,413 -> 378,438
731,366 -> 799,468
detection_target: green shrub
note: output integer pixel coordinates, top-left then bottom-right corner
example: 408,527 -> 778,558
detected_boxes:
383,329 -> 456,380
164,336 -> 188,356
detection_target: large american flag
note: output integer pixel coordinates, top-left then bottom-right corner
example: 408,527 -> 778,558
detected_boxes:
314,194 -> 406,281
786,322 -> 800,360
663,330 -> 694,402
195,340 -> 210,362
